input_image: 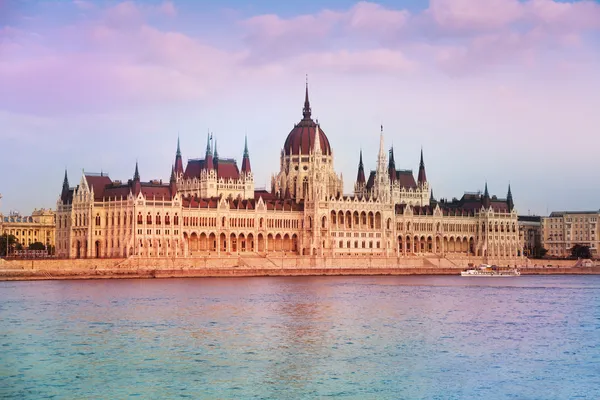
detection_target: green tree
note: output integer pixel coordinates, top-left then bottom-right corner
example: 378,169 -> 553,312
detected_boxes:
571,244 -> 591,259
532,245 -> 548,259
0,234 -> 23,257
28,242 -> 46,251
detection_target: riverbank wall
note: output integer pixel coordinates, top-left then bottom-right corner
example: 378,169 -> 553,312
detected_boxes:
1,256 -> 598,281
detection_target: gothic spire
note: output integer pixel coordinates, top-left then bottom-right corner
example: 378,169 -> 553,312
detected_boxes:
205,131 -> 212,155
482,182 -> 491,209
507,183 -> 514,211
388,146 -> 396,182
241,134 -> 251,174
204,131 -> 214,171
133,161 -> 140,181
214,138 -> 219,160
62,169 -> 69,192
174,137 -> 184,175
418,147 -> 427,185
303,76 -> 311,120
313,123 -> 322,155
356,149 -> 366,184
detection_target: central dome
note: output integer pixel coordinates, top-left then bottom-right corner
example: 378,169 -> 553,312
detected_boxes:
283,84 -> 332,156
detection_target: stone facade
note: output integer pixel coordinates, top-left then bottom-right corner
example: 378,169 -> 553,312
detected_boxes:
542,211 -> 600,258
518,215 -> 542,257
56,84 -> 522,263
0,209 -> 55,250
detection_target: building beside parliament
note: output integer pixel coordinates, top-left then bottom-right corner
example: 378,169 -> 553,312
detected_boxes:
55,85 -> 521,262
1,209 -> 55,250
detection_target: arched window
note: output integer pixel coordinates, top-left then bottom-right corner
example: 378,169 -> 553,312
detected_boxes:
95,214 -> 101,226
174,214 -> 179,225
321,216 -> 327,229
156,213 -> 161,225
165,214 -> 170,225
147,213 -> 152,225
137,213 -> 143,224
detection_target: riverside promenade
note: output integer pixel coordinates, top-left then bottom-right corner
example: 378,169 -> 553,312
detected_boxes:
1,256 -> 598,281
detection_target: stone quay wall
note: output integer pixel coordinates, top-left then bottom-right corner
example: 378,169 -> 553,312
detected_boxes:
0,255 -> 597,281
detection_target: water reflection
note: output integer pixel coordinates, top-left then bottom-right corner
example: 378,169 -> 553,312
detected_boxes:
1,276 -> 599,399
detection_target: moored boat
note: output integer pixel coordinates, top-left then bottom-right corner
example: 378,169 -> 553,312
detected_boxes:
461,264 -> 521,277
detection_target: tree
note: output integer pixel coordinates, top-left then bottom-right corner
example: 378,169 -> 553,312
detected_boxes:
28,242 -> 46,251
571,244 -> 591,259
0,234 -> 23,257
532,245 -> 548,259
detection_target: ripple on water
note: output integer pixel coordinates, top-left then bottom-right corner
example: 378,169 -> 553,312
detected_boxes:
0,275 -> 599,399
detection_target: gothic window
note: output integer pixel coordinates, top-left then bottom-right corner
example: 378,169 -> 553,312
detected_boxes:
322,216 -> 327,229
111,214 -> 114,226
147,213 -> 152,225
174,214 -> 179,225
138,213 -> 143,224
165,214 -> 170,225
302,177 -> 309,199
156,214 -> 161,225
260,218 -> 264,228
95,214 -> 101,226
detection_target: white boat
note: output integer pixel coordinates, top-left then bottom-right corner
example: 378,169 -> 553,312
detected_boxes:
461,264 -> 521,277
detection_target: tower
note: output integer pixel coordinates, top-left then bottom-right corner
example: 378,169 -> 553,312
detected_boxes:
241,135 -> 251,176
355,149 -> 366,197
507,184 -> 514,212
204,132 -> 214,171
374,125 -> 390,202
174,137 -> 184,177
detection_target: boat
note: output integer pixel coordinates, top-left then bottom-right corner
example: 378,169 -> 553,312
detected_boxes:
461,264 -> 521,277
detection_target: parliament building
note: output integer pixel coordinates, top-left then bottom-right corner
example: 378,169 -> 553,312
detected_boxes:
55,84 -> 521,262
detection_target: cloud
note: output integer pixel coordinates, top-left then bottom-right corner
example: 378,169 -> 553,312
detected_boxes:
2,0 -> 600,115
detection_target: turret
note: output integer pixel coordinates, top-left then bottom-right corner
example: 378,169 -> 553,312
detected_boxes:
170,165 -> 177,197
303,78 -> 311,120
204,132 -> 213,171
174,136 -> 184,176
213,138 -> 219,168
241,135 -> 251,174
482,182 -> 491,209
418,147 -> 427,185
356,149 -> 366,185
507,184 -> 514,212
133,161 -> 141,195
60,169 -> 70,202
388,146 -> 396,182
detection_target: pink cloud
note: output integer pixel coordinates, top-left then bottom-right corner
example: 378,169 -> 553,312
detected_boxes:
425,0 -> 524,34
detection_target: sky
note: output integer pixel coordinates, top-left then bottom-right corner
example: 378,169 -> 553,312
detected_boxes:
1,0 -> 599,216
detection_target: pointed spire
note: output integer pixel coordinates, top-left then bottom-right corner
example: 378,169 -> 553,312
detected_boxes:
507,183 -> 514,211
204,131 -> 214,171
241,134 -> 251,174
213,138 -> 219,160
170,164 -> 176,183
174,137 -> 184,176
205,131 -> 212,155
303,75 -> 312,120
388,146 -> 396,182
482,182 -> 491,209
132,161 -> 141,195
62,169 -> 69,191
133,161 -> 140,181
418,147 -> 427,185
430,188 -> 435,201
313,123 -> 322,155
356,149 -> 366,184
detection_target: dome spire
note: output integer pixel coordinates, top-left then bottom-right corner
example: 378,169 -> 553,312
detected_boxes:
303,74 -> 311,119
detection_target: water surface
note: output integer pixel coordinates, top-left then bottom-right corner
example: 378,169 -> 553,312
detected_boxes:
1,276 -> 599,399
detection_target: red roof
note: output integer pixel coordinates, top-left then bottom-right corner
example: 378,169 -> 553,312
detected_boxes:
216,160 -> 240,180
283,119 -> 332,156
183,158 -> 240,180
85,174 -> 112,201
